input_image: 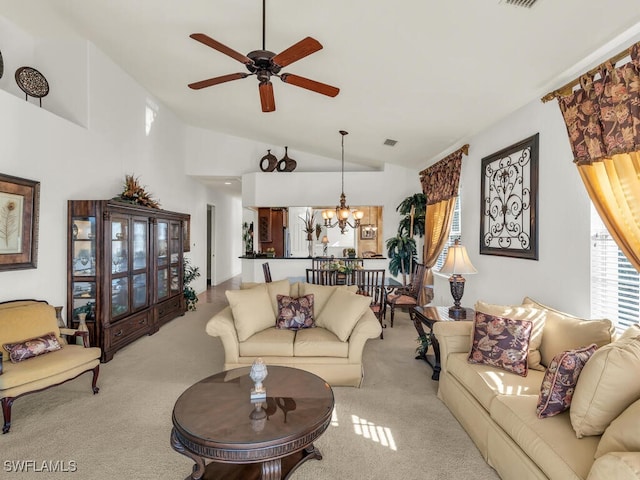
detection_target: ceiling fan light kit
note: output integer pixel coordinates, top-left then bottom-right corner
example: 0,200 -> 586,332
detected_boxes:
188,1 -> 339,112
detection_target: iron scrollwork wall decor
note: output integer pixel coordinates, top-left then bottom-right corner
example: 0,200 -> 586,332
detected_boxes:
480,133 -> 539,260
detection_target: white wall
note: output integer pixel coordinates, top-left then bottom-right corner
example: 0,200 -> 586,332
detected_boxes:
432,98 -> 592,316
0,23 -> 243,304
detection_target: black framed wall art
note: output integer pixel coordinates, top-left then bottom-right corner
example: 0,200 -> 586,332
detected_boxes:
480,134 -> 539,260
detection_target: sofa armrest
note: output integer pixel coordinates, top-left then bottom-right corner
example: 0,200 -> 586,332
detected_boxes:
347,309 -> 382,364
60,328 -> 90,348
432,321 -> 473,374
205,306 -> 240,364
588,452 -> 640,480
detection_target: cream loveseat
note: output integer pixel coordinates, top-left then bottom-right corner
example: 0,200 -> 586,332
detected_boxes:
433,297 -> 640,480
205,279 -> 382,387
0,300 -> 101,433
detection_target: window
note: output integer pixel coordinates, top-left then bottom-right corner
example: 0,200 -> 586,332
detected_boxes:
591,204 -> 638,332
435,196 -> 461,270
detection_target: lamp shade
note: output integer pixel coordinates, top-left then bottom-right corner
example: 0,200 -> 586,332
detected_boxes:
438,242 -> 477,276
321,235 -> 329,244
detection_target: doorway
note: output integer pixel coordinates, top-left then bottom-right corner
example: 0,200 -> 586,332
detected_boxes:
207,205 -> 216,286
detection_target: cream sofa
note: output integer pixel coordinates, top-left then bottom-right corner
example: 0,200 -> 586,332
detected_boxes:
0,300 -> 101,433
205,279 -> 382,387
433,298 -> 640,480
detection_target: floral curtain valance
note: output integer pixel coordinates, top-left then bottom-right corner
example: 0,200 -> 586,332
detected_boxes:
557,41 -> 640,166
419,144 -> 468,204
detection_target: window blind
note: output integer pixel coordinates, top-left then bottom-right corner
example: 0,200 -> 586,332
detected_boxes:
591,205 -> 638,331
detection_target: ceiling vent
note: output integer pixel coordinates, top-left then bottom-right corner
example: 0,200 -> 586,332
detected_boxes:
500,0 -> 539,7
383,139 -> 398,146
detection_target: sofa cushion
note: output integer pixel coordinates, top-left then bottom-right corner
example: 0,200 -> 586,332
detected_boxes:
619,324 -> 640,340
240,279 -> 292,316
570,336 -> 640,438
3,332 -> 62,363
238,328 -> 295,357
294,328 -> 349,357
468,312 -> 533,377
276,294 -> 315,330
225,285 -> 275,342
522,297 -> 614,367
0,344 -> 101,390
490,395 -> 600,480
536,344 -> 597,418
0,303 -> 63,362
475,301 -> 549,371
448,352 -> 545,410
299,283 -> 359,318
316,288 -> 371,342
595,398 -> 640,459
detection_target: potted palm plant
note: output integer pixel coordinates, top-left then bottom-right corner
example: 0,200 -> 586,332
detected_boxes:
386,235 -> 417,286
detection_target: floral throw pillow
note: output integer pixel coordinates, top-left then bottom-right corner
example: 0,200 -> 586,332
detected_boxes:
3,332 -> 62,363
468,312 -> 533,377
276,294 -> 315,330
536,344 -> 598,419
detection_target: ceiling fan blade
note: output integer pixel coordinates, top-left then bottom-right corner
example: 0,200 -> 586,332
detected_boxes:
190,33 -> 252,64
259,82 -> 276,112
188,73 -> 249,90
280,73 -> 339,97
271,37 -> 323,68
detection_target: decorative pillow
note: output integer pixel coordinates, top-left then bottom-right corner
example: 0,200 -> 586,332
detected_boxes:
240,279 -> 291,317
225,285 -> 275,342
276,294 -> 315,330
475,300 -> 548,371
536,344 -> 597,418
315,288 -> 372,342
522,297 -> 614,367
467,312 -> 533,377
570,336 -> 640,438
595,397 -> 640,458
3,332 -> 62,363
619,324 -> 640,341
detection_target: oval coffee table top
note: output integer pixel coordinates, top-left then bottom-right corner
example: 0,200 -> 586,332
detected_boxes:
172,366 -> 334,462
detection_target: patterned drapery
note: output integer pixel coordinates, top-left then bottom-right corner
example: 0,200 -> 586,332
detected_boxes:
556,41 -> 640,271
418,144 -> 468,304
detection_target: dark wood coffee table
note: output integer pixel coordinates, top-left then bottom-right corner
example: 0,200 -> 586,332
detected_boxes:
171,366 -> 334,480
411,305 -> 475,381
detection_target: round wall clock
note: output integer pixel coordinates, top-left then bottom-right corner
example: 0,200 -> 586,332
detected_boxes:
15,66 -> 49,106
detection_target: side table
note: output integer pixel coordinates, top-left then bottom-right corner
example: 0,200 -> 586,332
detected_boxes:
410,305 -> 475,381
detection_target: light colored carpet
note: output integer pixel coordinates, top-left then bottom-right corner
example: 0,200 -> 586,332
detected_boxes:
1,298 -> 499,480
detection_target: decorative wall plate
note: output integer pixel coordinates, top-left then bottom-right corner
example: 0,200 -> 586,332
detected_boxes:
15,66 -> 49,105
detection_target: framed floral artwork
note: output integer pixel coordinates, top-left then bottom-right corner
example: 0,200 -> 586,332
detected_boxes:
480,134 -> 539,260
0,173 -> 40,270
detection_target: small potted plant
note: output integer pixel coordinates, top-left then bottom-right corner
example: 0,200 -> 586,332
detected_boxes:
266,247 -> 276,258
346,248 -> 356,258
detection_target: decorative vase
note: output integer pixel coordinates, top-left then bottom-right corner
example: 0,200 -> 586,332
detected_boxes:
259,150 -> 278,172
277,146 -> 297,172
308,241 -> 314,258
77,312 -> 89,332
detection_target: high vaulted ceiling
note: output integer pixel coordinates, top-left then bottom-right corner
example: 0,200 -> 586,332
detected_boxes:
2,1 -> 640,170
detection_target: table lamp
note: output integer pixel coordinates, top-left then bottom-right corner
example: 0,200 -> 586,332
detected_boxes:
437,239 -> 477,319
321,235 -> 329,257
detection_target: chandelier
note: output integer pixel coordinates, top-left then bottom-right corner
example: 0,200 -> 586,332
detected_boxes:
322,130 -> 363,234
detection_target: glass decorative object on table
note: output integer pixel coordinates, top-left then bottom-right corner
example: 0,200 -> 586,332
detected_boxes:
250,357 -> 268,400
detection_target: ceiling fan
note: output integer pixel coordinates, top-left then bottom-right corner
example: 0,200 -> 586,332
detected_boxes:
188,0 -> 340,112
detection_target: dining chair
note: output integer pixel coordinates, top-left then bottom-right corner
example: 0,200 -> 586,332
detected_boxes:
384,262 -> 426,327
305,268 -> 336,285
354,269 -> 386,339
262,262 -> 272,283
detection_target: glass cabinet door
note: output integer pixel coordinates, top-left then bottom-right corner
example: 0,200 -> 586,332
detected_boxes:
157,268 -> 168,299
132,221 -> 147,270
111,219 -> 129,275
157,221 -> 168,267
71,217 -> 97,322
111,277 -> 129,317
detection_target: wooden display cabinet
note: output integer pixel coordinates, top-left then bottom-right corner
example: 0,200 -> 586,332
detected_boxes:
67,200 -> 189,362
